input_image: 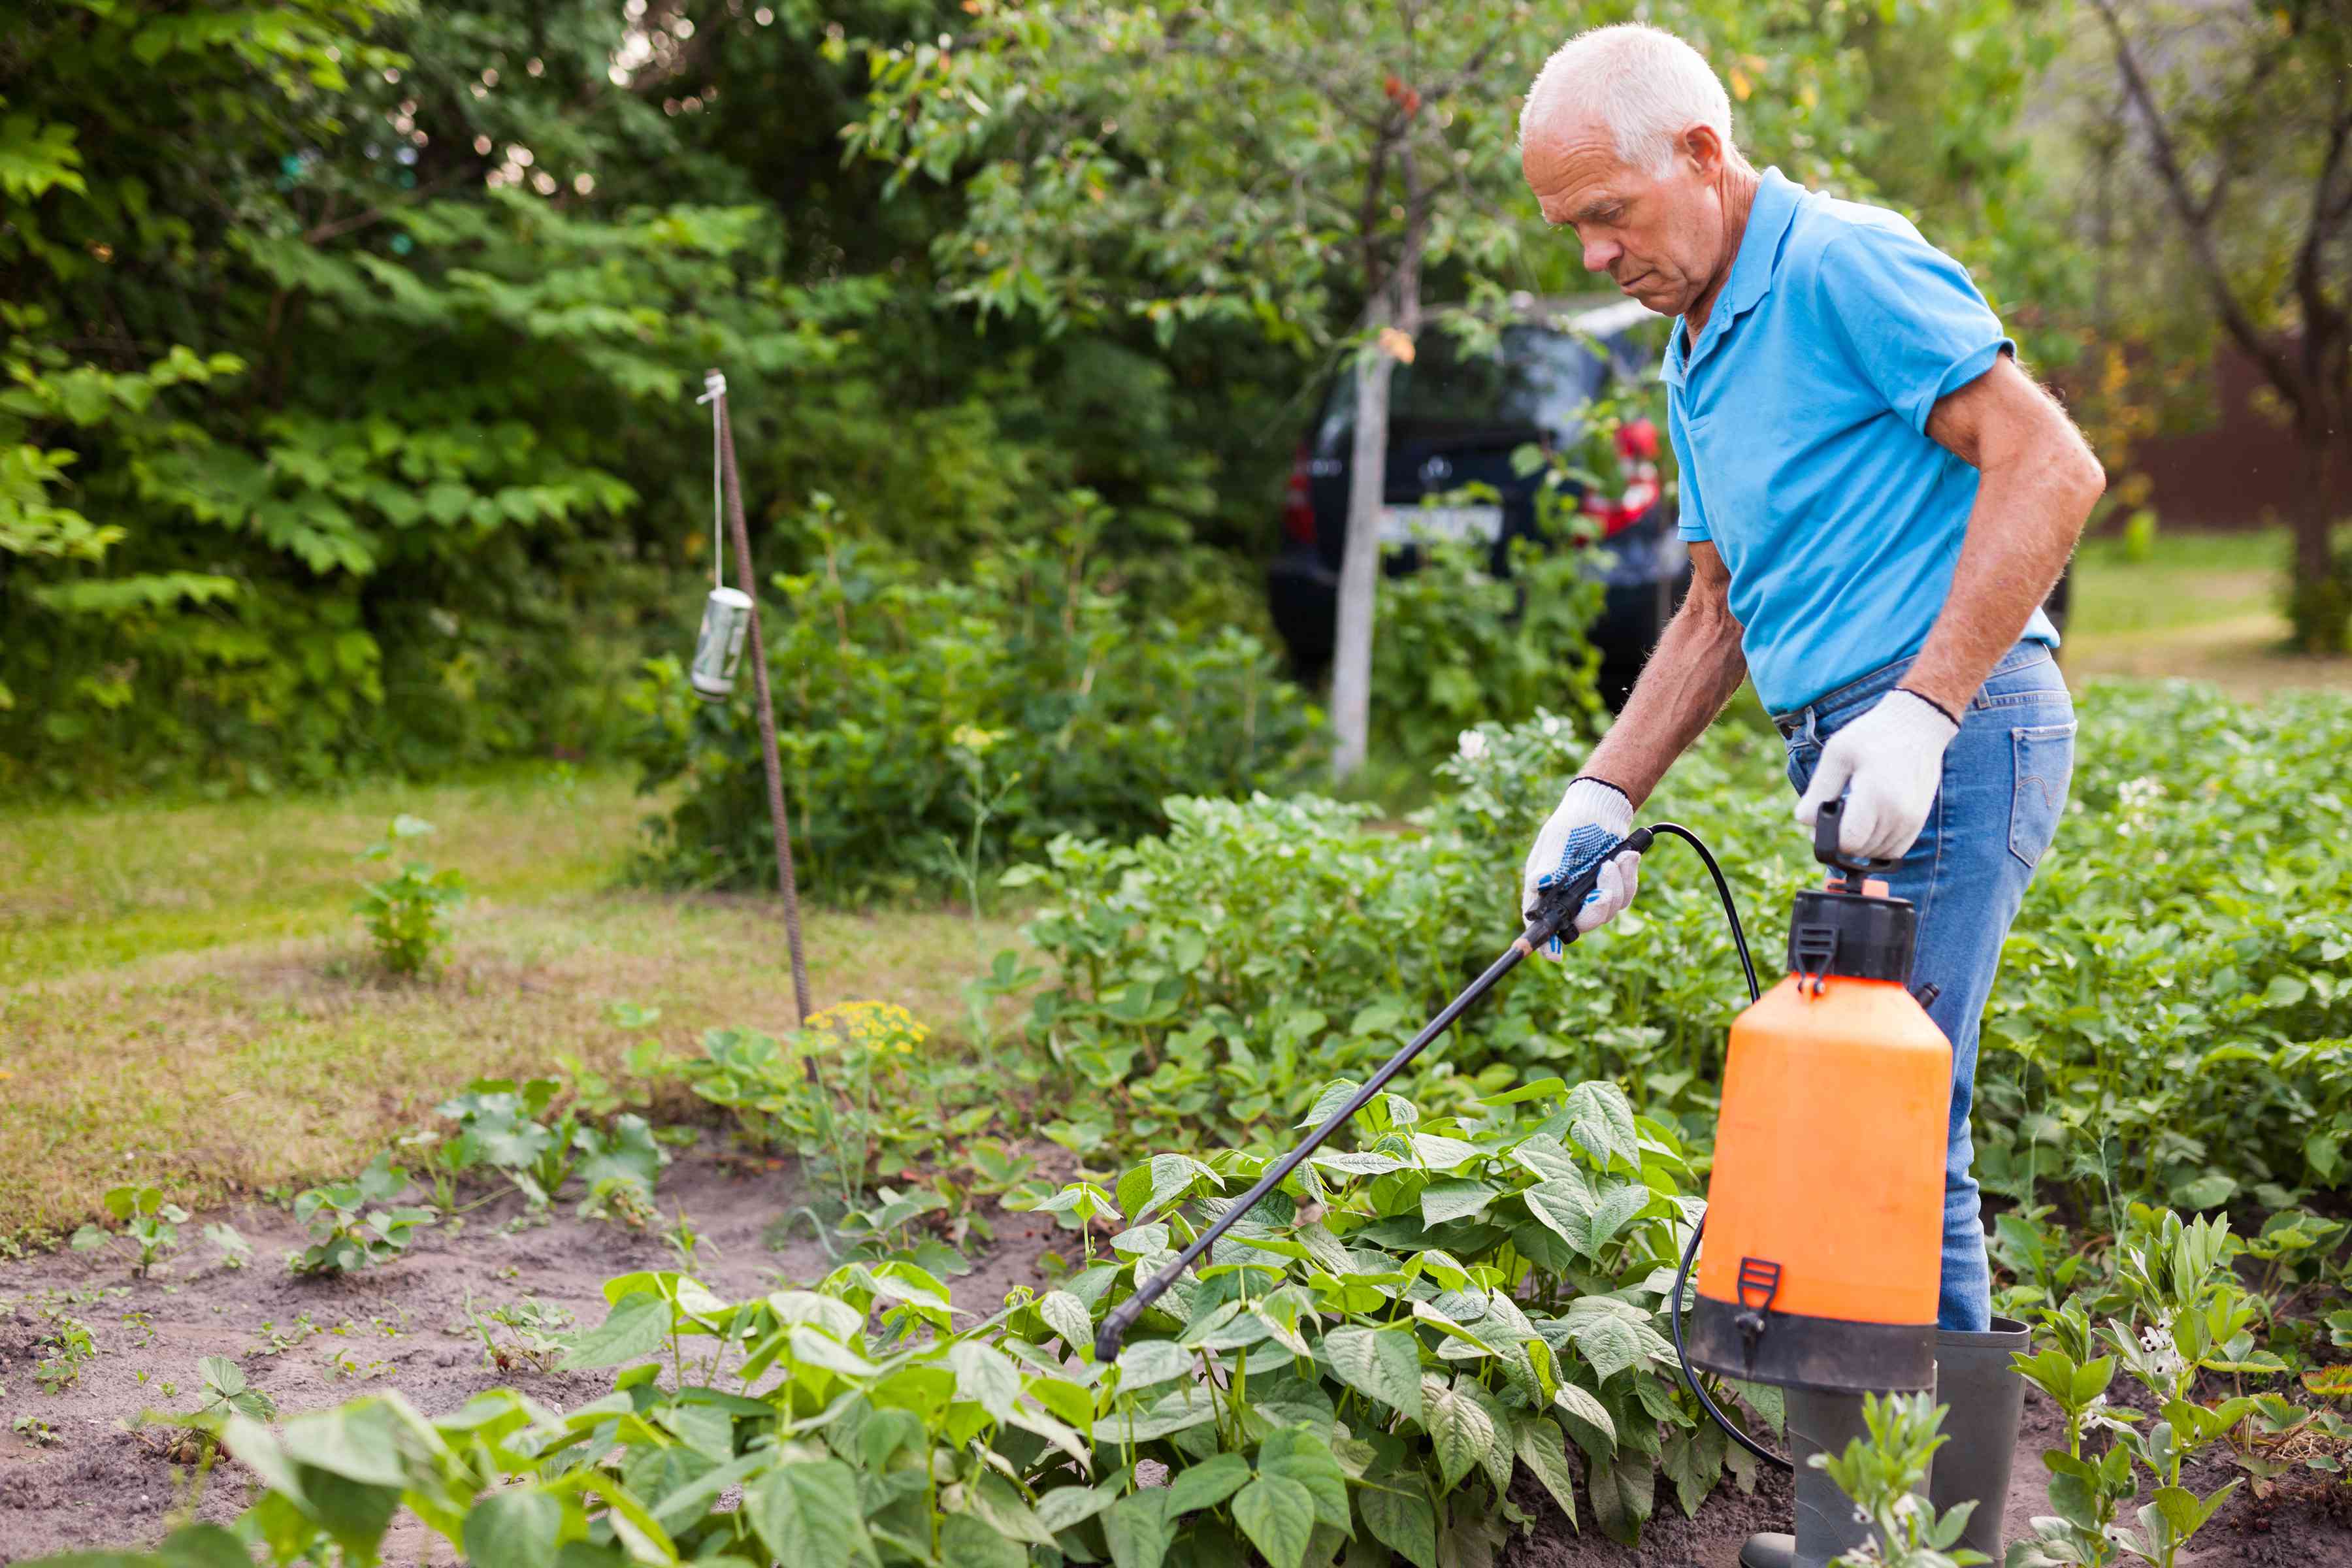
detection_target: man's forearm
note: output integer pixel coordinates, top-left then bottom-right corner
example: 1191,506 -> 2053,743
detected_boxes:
1904,364 -> 2106,715
1579,579 -> 1747,809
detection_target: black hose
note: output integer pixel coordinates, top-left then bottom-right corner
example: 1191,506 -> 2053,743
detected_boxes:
1641,822 -> 1791,1471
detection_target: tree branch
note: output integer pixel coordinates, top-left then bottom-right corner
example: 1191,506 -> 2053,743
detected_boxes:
2087,0 -> 2305,412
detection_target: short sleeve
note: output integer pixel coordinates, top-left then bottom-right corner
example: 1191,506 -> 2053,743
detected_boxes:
1818,225 -> 2013,434
1666,399 -> 1709,542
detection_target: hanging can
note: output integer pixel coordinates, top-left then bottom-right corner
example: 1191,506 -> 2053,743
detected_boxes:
689,586 -> 755,701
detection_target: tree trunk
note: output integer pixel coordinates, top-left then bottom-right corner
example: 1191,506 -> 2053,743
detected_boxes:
1329,223 -> 1426,781
1329,307 -> 1394,781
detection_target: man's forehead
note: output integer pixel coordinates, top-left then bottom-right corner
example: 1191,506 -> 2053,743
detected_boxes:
1522,119 -> 1632,210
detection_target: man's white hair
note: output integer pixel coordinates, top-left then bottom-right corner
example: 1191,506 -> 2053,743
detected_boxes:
1520,24 -> 1735,176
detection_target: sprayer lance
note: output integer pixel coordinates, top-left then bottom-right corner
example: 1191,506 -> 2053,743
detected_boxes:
1091,827 -> 1656,1365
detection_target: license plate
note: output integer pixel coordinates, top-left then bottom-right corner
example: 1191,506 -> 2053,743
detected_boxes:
1377,504 -> 1503,548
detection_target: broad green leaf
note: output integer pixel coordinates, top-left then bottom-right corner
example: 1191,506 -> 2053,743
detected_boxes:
1035,1480 -> 1121,1534
1231,1473 -> 1316,1568
1103,1490 -> 1173,1568
1115,1337 -> 1194,1392
937,1512 -> 1028,1568
746,1460 -> 864,1567
1511,1411 -> 1578,1527
462,1489 -> 563,1568
558,1292 -> 670,1371
1319,1324 -> 1424,1420
1553,1382 -> 1618,1458
1038,1290 -> 1092,1354
1258,1427 -> 1352,1532
1359,1479 -> 1439,1568
948,1339 -> 1022,1420
1589,1445 -> 1658,1546
1419,1178 -> 1497,1228
1164,1452 -> 1250,1516
1423,1377 -> 1497,1492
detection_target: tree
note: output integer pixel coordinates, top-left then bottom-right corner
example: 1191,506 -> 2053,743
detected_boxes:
854,0 -> 1949,776
2083,0 -> 2352,649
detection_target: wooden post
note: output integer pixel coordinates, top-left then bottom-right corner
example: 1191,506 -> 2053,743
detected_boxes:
708,370 -> 812,1026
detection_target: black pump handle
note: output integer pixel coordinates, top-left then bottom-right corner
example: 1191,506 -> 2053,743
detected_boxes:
1812,796 -> 1900,879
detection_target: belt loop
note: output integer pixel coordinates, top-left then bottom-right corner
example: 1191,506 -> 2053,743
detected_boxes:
1801,706 -> 1820,744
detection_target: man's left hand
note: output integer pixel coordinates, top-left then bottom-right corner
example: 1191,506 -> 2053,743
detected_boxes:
1793,689 -> 1959,860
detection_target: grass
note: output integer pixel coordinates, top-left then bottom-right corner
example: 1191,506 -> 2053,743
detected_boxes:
0,766 -> 1032,1239
2063,524 -> 2352,696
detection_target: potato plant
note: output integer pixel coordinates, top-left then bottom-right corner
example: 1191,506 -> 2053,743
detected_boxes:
1016,685 -> 2352,1222
31,1081 -> 1765,1565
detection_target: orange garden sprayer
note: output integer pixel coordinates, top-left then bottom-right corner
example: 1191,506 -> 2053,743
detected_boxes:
1096,797 -> 1953,1475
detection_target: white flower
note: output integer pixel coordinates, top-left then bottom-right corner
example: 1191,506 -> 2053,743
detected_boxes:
1456,729 -> 1489,762
1539,715 -> 1562,737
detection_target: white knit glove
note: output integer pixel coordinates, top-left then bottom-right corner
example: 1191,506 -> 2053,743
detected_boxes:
1793,689 -> 1961,861
1521,776 -> 1642,958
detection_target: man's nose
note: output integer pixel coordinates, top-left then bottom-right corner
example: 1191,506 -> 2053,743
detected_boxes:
1581,237 -> 1620,274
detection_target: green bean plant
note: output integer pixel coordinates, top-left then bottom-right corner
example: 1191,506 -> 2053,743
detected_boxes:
69,1184 -> 188,1277
287,1155 -> 436,1276
27,1081 -> 1775,1565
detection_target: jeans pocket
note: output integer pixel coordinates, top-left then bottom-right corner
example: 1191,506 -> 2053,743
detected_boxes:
1785,736 -> 1819,795
2008,721 -> 2076,868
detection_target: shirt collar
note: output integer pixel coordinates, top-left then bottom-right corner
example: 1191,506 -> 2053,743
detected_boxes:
1671,166 -> 1802,380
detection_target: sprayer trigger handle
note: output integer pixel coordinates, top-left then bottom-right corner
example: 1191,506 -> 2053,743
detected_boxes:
1811,796 -> 1900,877
1522,827 -> 1654,951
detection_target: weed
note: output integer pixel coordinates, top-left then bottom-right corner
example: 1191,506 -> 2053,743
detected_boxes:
1817,1394 -> 1987,1567
12,1413 -> 57,1447
33,1309 -> 97,1393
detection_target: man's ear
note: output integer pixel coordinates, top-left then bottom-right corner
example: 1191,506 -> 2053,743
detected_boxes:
1680,122 -> 1725,177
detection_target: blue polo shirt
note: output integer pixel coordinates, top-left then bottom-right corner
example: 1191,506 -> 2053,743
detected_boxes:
1664,167 -> 2057,713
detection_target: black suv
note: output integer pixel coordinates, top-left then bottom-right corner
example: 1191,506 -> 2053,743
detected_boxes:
1267,295 -> 1690,708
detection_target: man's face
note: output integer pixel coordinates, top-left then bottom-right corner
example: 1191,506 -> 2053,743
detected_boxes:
1522,118 -> 1729,318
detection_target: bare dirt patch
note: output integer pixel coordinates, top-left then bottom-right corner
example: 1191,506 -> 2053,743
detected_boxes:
0,1142 -> 1059,1563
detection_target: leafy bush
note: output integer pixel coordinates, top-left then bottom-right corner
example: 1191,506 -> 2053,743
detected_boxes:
353,814 -> 466,975
1017,683 -> 2352,1219
38,1081 -> 1770,1565
1370,508 -> 1609,772
623,507 -> 1319,901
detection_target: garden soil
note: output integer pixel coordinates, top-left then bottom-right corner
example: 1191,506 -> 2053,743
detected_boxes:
0,1143 -> 1060,1563
6,1162 -> 2351,1567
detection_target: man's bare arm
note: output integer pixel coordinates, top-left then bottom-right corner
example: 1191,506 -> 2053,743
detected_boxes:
1579,540 -> 1746,808
1901,355 -> 2106,716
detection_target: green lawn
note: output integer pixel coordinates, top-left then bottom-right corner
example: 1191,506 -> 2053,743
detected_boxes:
0,766 -> 1030,1238
2063,525 -> 2352,695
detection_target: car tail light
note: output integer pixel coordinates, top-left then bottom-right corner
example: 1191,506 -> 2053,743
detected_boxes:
1580,420 -> 1663,539
1281,442 -> 1316,546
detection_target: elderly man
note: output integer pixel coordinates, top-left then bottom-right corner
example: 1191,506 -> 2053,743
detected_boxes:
1514,24 -> 2102,1568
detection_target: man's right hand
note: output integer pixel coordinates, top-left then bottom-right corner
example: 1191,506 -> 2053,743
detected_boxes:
1521,776 -> 1642,958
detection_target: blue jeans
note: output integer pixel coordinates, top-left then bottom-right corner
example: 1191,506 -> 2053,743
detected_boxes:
1771,642 -> 2075,1331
